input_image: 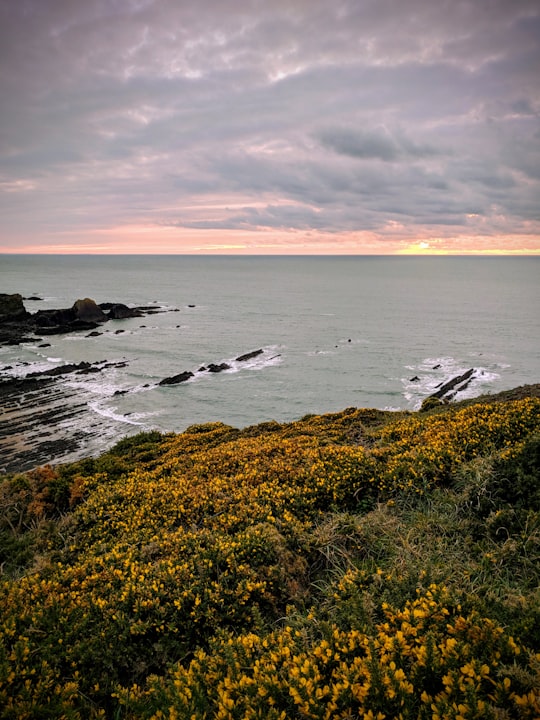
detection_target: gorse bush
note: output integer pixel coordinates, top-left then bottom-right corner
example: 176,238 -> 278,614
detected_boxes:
0,394 -> 539,718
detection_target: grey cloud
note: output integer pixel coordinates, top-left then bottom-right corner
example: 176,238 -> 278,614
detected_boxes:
1,0 -> 539,247
317,127 -> 442,162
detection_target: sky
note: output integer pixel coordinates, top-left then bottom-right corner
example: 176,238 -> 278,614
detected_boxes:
1,0 -> 539,255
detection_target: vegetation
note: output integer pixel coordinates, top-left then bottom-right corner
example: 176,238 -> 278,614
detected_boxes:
1,391 -> 539,719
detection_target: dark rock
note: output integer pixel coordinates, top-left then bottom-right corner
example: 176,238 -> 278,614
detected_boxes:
26,361 -> 93,378
105,360 -> 128,369
188,304 -> 196,308
103,303 -> 143,319
0,294 -> 175,347
86,331 -> 102,337
207,362 -> 231,373
115,329 -> 125,334
428,369 -> 475,400
432,364 -> 442,369
159,371 -> 194,385
410,376 -> 420,382
0,293 -> 29,322
38,343 -> 51,347
23,359 -> 127,379
236,349 -> 263,362
72,298 -> 108,323
24,296 -> 43,301
198,366 -> 207,372
34,307 -> 76,328
114,389 -> 128,396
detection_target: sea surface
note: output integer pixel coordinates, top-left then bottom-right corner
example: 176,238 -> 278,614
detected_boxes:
1,255 -> 539,463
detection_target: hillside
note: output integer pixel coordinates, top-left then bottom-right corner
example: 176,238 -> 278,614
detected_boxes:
1,387 -> 539,719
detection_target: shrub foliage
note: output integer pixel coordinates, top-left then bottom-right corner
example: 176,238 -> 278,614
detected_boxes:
1,397 -> 539,718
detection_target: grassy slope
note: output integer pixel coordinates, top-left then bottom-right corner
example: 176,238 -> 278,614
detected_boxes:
0,386 -> 539,719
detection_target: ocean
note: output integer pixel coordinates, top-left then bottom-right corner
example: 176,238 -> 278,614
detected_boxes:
1,255 -> 539,467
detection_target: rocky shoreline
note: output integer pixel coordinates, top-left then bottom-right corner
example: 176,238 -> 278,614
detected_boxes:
1,293 -> 537,475
0,360 -> 135,473
0,292 -> 181,473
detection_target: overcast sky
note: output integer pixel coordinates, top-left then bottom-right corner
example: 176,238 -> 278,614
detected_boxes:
1,0 -> 539,254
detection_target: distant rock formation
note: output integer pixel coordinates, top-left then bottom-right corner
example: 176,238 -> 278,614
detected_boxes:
236,349 -> 263,362
207,362 -> 232,373
428,368 -> 475,400
159,371 -> 194,385
72,298 -> 108,323
99,302 -> 143,319
0,293 -> 28,322
0,295 -> 175,346
159,350 -> 268,387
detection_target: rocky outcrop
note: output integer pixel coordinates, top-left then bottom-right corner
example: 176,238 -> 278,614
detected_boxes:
0,295 -> 176,346
0,359 -> 132,473
73,298 -> 108,323
159,350 -> 270,387
207,362 -> 232,373
0,293 -> 29,322
100,303 -> 144,319
236,349 -> 263,362
159,371 -> 194,385
427,369 -> 476,402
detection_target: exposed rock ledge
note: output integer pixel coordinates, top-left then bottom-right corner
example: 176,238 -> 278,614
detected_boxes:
0,360 -> 130,474
0,294 -> 176,346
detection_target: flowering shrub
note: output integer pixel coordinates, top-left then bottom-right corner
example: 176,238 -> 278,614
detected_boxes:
0,396 -> 538,717
121,586 -> 540,720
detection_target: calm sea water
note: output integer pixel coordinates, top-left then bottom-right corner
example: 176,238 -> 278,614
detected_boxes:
1,255 -> 539,458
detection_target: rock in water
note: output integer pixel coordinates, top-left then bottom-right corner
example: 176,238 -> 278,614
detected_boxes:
159,371 -> 194,385
236,349 -> 263,362
101,303 -> 143,319
207,363 -> 231,373
72,298 -> 108,323
0,293 -> 29,322
428,368 -> 475,400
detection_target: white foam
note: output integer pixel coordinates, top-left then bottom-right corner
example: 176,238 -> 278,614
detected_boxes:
158,346 -> 284,387
402,357 -> 502,409
87,400 -> 145,426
